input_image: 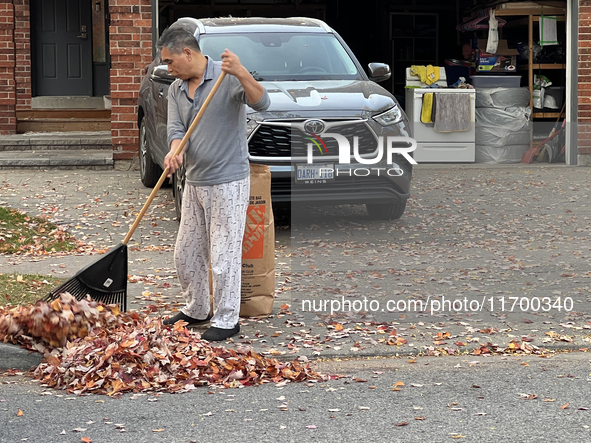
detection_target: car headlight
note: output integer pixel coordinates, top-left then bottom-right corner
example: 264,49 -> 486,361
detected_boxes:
246,118 -> 259,137
373,105 -> 403,126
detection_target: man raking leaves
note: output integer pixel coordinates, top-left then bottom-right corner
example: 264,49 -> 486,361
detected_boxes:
158,27 -> 270,341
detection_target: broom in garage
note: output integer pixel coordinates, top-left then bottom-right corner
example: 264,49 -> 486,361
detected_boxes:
45,72 -> 227,311
521,100 -> 566,164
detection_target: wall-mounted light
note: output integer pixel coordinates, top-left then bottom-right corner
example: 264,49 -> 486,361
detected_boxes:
95,1 -> 101,12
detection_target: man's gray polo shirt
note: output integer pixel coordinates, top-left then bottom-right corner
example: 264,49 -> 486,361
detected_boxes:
167,56 -> 270,187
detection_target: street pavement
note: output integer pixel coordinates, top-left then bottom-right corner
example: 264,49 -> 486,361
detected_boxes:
2,353 -> 591,442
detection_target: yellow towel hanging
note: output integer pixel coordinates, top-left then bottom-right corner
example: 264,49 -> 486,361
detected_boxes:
421,93 -> 434,124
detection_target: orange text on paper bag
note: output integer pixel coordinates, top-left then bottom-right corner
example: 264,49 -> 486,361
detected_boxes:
242,204 -> 265,259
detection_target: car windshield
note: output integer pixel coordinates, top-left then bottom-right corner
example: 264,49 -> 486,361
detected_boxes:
198,33 -> 361,81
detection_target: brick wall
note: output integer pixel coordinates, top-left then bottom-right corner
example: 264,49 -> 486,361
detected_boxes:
14,0 -> 30,110
0,2 -> 16,134
109,0 -> 152,160
579,1 -> 591,158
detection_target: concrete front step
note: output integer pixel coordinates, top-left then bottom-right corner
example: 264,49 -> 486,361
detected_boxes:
0,149 -> 114,169
0,131 -> 112,151
0,131 -> 114,169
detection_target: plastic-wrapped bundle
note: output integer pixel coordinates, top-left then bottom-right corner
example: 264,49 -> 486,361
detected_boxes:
475,144 -> 530,164
475,107 -> 531,130
475,107 -> 532,148
475,87 -> 531,108
476,127 -> 532,147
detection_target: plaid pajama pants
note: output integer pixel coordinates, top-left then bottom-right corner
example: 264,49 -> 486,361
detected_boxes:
176,176 -> 249,329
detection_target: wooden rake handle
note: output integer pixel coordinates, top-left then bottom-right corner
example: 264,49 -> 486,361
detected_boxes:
123,71 -> 227,245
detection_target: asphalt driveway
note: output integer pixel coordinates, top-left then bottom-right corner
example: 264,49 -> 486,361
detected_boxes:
1,164 -> 590,363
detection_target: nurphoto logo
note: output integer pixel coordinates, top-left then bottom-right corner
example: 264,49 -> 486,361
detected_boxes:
302,132 -> 417,180
306,133 -> 417,166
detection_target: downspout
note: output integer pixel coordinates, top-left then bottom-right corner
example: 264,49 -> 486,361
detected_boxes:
151,0 -> 158,59
566,0 -> 578,165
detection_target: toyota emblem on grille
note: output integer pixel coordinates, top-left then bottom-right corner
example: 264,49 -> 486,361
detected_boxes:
303,119 -> 326,135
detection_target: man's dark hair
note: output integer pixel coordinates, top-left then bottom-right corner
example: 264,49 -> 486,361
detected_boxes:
157,27 -> 201,54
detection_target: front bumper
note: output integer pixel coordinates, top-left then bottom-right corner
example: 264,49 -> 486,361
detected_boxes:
256,162 -> 412,205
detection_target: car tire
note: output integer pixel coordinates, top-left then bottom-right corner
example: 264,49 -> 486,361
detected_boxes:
365,200 -> 407,220
139,119 -> 163,187
172,163 -> 186,221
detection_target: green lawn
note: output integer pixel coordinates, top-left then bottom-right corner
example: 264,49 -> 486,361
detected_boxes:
0,206 -> 77,254
0,206 -> 75,305
0,273 -> 63,307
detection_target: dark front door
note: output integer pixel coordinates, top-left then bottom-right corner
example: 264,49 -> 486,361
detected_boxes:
32,0 -> 93,96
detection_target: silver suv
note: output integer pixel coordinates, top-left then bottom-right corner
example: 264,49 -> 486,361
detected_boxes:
138,17 -> 413,220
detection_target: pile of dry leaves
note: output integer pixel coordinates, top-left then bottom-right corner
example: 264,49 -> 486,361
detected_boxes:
0,293 -> 125,349
0,294 -> 324,396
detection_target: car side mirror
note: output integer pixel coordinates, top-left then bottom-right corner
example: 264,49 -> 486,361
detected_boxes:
151,64 -> 176,84
368,63 -> 391,83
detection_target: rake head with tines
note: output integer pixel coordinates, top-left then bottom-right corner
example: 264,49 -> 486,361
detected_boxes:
45,244 -> 128,311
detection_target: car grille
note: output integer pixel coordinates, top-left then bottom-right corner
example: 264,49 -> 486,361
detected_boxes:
269,174 -> 404,203
248,122 -> 377,158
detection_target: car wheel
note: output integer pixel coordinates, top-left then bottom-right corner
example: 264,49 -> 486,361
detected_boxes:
365,200 -> 407,220
139,119 -> 162,187
172,163 -> 186,221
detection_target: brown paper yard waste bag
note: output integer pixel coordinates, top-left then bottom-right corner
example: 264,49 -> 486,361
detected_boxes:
208,164 -> 275,317
240,163 -> 275,317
